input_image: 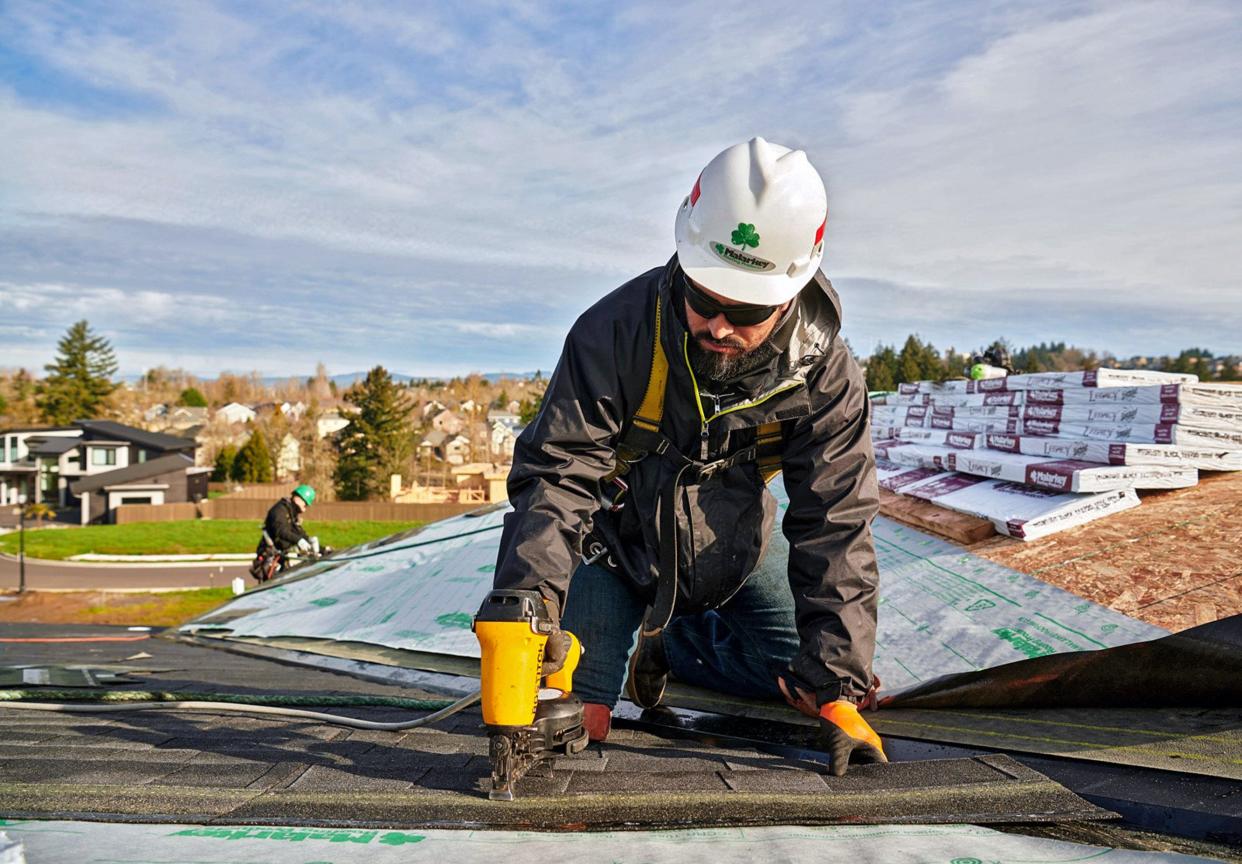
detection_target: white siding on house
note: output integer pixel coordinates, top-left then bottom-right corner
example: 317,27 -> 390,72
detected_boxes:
108,487 -> 167,510
85,444 -> 129,475
216,403 -> 257,424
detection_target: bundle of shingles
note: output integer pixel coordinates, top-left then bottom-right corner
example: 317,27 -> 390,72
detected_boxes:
869,369 -> 1242,541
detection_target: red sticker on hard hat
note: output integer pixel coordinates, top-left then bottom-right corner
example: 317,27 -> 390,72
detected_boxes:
814,217 -> 825,246
690,173 -> 702,206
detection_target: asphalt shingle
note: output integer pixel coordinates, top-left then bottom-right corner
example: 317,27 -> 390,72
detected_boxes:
0,627 -> 1112,829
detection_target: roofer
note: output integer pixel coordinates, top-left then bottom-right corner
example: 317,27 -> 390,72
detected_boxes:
492,138 -> 885,775
966,342 -> 1015,380
251,484 -> 323,582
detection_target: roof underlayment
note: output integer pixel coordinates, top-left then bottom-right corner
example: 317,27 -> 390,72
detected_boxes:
182,479 -> 1167,697
3,820 -> 1232,864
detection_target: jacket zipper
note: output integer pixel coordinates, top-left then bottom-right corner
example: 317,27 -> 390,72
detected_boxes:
681,334 -> 803,459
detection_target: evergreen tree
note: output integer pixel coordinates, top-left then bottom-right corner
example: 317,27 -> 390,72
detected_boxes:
896,335 -> 925,384
178,386 -> 208,407
334,366 -> 414,500
212,444 -> 238,482
1219,356 -> 1239,381
36,320 -> 119,424
865,359 -> 895,392
233,431 -> 274,482
518,394 -> 544,426
918,339 -> 946,380
865,344 -> 899,391
1167,349 -> 1204,380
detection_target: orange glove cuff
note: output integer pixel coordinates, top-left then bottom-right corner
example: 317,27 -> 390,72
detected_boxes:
819,700 -> 886,758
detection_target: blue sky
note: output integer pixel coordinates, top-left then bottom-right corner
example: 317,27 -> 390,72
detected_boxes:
2,1 -> 1239,377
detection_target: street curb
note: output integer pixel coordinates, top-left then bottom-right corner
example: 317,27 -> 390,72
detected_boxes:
0,586 -> 241,594
0,553 -> 249,570
69,553 -> 253,563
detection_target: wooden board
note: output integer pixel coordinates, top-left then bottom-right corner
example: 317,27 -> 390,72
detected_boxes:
878,488 -> 997,545
972,470 -> 1242,632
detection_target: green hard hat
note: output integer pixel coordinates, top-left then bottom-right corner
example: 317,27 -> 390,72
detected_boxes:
292,485 -> 316,506
969,363 -> 988,381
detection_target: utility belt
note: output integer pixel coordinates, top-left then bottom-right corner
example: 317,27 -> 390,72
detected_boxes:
596,293 -> 785,639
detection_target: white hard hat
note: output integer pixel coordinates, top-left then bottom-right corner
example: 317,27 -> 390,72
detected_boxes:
675,137 -> 827,305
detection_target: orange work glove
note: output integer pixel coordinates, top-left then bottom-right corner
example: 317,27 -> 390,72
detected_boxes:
777,672 -> 887,776
818,700 -> 887,776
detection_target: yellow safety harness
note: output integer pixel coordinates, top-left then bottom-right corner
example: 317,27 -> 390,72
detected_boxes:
598,293 -> 789,636
603,296 -> 785,492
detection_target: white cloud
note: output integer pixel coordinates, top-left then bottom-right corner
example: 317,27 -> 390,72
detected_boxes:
0,0 -> 1238,375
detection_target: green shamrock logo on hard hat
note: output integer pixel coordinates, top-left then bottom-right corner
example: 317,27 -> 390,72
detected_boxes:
731,222 -> 760,249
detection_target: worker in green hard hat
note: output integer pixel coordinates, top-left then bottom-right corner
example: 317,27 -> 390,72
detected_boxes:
249,485 -> 326,582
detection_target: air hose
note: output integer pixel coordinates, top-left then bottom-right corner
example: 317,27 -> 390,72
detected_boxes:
0,688 -> 481,732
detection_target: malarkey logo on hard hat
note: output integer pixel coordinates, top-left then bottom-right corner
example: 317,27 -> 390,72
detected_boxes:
712,222 -> 774,271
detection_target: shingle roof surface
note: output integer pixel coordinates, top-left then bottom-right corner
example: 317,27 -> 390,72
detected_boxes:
69,453 -> 194,494
76,420 -> 196,453
0,626 -> 1106,830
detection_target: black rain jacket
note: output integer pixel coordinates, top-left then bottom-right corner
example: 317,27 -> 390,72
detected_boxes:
494,256 -> 880,703
263,498 -> 311,553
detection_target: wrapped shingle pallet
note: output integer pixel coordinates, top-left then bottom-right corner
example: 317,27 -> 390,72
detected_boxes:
981,433 -> 1242,471
875,441 -> 1197,492
874,458 -> 1141,540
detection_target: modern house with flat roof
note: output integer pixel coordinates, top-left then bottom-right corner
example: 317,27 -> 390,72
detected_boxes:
0,420 -> 208,523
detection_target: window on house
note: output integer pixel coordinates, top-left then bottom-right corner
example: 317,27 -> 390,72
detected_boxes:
91,449 -> 117,466
138,450 -> 148,463
119,495 -> 154,506
8,438 -> 17,462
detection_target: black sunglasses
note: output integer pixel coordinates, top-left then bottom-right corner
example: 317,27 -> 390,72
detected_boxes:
683,279 -> 779,327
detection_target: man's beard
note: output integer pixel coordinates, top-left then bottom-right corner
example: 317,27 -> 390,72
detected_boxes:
688,334 -> 780,384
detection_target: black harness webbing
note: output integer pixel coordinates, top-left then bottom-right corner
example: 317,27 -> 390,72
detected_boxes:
601,293 -> 787,637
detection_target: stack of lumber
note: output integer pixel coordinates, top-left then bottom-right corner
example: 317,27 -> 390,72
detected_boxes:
870,369 -> 1242,542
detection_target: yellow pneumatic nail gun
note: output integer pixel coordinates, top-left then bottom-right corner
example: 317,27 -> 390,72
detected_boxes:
472,589 -> 589,801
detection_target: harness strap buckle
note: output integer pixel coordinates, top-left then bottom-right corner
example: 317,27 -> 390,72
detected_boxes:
600,476 -> 629,512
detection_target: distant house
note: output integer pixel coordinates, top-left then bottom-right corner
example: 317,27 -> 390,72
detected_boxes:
451,462 -> 510,503
442,434 -> 471,465
0,426 -> 82,508
1,420 -> 206,524
486,410 -> 521,426
279,401 -> 307,421
143,404 -> 168,423
421,400 -> 446,420
175,425 -> 213,467
418,429 -> 447,461
418,429 -> 470,464
166,406 -> 208,429
430,409 -> 465,436
216,402 -> 256,425
276,434 -> 301,481
490,419 -> 524,461
317,411 -> 350,440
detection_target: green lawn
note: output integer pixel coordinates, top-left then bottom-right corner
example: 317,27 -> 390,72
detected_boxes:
0,519 -> 422,560
84,588 -> 237,626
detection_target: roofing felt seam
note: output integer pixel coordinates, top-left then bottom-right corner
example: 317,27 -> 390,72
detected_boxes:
182,497 -> 1164,696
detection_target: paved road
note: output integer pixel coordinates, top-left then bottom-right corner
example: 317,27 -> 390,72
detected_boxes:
0,553 -> 248,591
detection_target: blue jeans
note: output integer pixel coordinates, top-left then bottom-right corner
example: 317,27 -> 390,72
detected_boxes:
560,529 -> 799,709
